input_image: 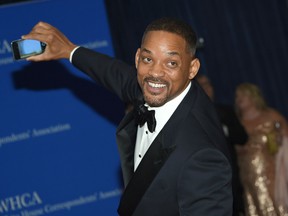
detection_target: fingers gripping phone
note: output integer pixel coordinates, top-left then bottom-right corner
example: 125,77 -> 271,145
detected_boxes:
11,39 -> 46,60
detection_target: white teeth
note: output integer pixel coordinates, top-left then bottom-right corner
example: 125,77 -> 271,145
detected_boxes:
148,82 -> 166,88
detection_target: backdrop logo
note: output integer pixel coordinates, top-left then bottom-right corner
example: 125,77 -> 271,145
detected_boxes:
0,191 -> 42,213
0,39 -> 14,65
0,123 -> 72,149
0,188 -> 122,216
81,40 -> 109,50
0,39 -> 11,54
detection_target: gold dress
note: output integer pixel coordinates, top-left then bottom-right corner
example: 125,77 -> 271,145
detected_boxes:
238,121 -> 288,216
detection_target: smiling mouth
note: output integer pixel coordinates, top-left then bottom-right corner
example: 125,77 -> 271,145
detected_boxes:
148,81 -> 166,88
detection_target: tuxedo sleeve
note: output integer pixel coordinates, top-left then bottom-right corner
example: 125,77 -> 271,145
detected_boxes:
71,47 -> 140,102
178,148 -> 232,215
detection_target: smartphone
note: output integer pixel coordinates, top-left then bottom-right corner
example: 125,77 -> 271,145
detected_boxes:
11,39 -> 46,60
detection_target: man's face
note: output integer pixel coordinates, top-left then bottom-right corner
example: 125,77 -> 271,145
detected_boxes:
235,90 -> 254,112
135,31 -> 200,107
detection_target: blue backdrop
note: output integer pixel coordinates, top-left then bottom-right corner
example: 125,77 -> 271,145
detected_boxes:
0,0 -> 125,215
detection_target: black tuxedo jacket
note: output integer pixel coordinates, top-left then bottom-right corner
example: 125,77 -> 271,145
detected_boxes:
72,47 -> 233,216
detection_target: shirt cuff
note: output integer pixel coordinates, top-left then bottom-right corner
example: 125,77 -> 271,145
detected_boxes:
69,46 -> 80,63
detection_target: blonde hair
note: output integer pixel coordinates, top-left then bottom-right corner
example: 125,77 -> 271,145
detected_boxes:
236,82 -> 268,116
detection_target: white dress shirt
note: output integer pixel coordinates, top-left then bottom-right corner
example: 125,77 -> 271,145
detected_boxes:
134,82 -> 191,170
69,46 -> 80,63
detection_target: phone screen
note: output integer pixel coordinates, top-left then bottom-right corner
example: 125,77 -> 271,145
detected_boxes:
11,39 -> 46,60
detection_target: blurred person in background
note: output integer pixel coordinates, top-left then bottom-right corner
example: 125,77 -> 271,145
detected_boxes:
197,74 -> 248,216
235,82 -> 288,216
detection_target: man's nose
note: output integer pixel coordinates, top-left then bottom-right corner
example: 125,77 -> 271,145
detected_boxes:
148,62 -> 165,77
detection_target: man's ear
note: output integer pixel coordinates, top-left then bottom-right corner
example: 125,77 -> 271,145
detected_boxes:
135,48 -> 140,69
189,58 -> 200,80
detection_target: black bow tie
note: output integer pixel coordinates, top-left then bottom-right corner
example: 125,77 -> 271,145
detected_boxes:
134,103 -> 156,133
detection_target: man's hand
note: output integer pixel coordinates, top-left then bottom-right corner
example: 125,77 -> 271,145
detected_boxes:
22,21 -> 77,61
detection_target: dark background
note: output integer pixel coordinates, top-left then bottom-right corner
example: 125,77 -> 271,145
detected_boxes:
0,0 -> 31,5
3,0 -> 288,118
104,0 -> 288,119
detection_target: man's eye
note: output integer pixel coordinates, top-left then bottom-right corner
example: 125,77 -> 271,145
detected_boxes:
168,61 -> 178,67
142,57 -> 152,63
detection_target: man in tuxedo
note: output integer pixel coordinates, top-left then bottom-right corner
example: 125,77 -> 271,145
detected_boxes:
196,74 -> 248,216
23,17 -> 232,215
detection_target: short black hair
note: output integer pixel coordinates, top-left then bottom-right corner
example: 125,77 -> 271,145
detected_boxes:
142,17 -> 198,55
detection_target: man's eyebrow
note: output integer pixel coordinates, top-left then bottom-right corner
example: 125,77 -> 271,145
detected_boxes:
141,48 -> 180,56
142,48 -> 152,54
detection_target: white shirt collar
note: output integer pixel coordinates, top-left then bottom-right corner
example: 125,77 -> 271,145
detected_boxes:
148,81 -> 191,133
134,82 -> 192,170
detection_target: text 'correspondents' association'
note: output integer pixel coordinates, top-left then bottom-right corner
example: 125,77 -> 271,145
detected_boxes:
0,123 -> 71,148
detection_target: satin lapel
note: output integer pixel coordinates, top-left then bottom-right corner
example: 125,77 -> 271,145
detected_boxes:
117,129 -> 176,216
116,111 -> 137,186
118,82 -> 197,215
